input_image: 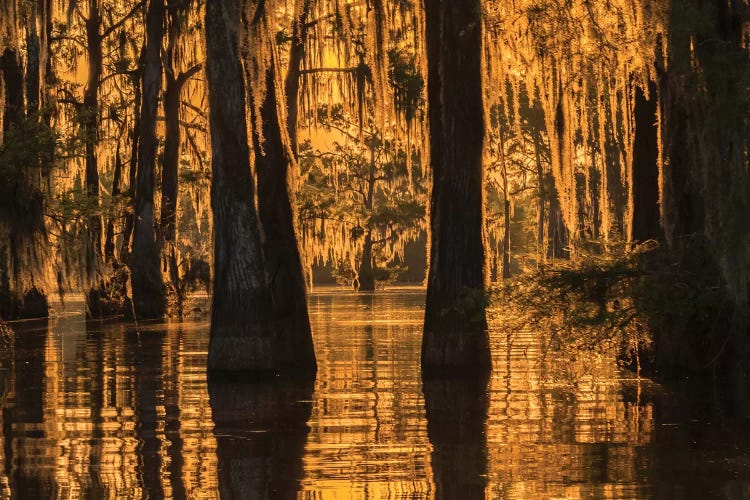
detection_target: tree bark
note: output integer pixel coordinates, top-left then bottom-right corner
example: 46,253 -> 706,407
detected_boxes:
130,0 -> 166,320
206,0 -> 278,372
630,82 -> 661,243
119,66 -> 143,264
83,1 -> 103,279
547,182 -> 569,259
252,64 -> 316,372
161,1 -> 203,315
655,0 -> 750,412
422,0 -> 491,374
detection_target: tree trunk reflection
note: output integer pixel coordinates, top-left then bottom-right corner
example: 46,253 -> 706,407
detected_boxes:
209,378 -> 314,499
423,374 -> 489,500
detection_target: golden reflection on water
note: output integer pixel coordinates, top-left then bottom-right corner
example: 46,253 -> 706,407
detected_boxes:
1,288 -> 748,499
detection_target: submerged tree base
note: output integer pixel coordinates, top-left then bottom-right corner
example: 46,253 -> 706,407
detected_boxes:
87,267 -> 130,319
0,288 -> 49,320
208,321 -> 317,376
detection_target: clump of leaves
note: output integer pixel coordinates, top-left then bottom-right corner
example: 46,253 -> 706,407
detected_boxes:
489,241 -> 657,364
490,238 -> 733,369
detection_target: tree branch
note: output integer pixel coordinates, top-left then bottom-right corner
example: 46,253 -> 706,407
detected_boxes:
299,67 -> 358,75
102,1 -> 145,39
176,62 -> 203,87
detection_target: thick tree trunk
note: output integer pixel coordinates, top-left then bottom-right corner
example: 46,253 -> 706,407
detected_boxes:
0,48 -> 23,131
630,82 -> 661,243
252,65 -> 316,372
206,0 -> 277,372
0,45 -> 49,319
654,1 -> 750,412
130,0 -> 166,320
422,0 -> 491,374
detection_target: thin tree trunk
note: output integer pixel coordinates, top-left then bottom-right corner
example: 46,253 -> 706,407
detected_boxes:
358,230 -> 375,291
161,63 -> 201,316
83,1 -> 103,279
104,143 -> 123,261
119,67 -> 143,264
283,0 -> 312,158
130,0 -> 166,320
422,0 -> 490,374
532,131 -> 546,261
252,63 -> 316,372
547,182 -> 569,260
205,0 -> 275,372
502,197 -> 511,279
357,147 -> 377,291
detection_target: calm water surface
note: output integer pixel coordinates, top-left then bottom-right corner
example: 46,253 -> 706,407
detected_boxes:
1,288 -> 749,499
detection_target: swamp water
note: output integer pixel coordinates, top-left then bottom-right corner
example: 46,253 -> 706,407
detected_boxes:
0,287 -> 749,499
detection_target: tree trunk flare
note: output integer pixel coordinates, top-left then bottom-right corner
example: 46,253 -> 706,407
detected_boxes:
630,82 -> 661,243
130,0 -> 166,320
206,0 -> 286,373
422,0 -> 491,374
253,65 -> 316,372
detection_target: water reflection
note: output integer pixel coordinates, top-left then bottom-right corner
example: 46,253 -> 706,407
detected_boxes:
209,378 -> 313,499
423,375 -> 489,499
0,289 -> 749,499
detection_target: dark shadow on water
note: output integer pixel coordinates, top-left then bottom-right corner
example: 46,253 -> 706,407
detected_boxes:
422,372 -> 490,500
209,376 -> 314,500
3,319 -> 54,498
125,325 -> 166,500
629,379 -> 750,499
